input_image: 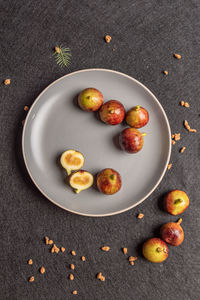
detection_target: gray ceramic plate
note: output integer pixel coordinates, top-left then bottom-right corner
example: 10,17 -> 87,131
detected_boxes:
22,69 -> 171,217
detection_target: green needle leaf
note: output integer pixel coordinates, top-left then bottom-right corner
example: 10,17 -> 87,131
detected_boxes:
53,45 -> 72,68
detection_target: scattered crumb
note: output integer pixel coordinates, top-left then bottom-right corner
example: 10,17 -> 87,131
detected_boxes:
184,102 -> 190,108
40,266 -> 45,274
163,70 -> 168,75
81,256 -> 86,261
184,120 -> 190,130
180,147 -> 186,153
167,163 -> 172,170
137,213 -> 144,219
69,273 -> 74,281
24,106 -> 29,111
72,290 -> 78,295
55,46 -> 60,54
122,247 -> 128,255
61,247 -> 65,253
45,236 -> 54,245
184,120 -> 197,133
190,128 -> 197,132
174,53 -> 181,59
22,120 -> 25,126
171,133 -> 180,143
51,244 -> 60,253
28,276 -> 34,283
105,34 -> 112,43
70,264 -> 75,270
4,78 -> 11,85
128,256 -> 137,262
129,261 -> 134,266
101,246 -> 110,252
174,133 -> 180,141
28,259 -> 33,265
112,48 -> 116,51
180,101 -> 190,108
97,272 -> 105,281
71,250 -> 76,256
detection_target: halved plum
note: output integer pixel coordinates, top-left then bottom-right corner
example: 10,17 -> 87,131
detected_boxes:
69,170 -> 94,194
60,150 -> 84,175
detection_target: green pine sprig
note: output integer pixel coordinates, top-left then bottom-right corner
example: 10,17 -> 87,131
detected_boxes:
53,45 -> 71,68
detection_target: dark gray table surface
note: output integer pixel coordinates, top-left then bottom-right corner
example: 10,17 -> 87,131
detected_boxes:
1,0 -> 200,299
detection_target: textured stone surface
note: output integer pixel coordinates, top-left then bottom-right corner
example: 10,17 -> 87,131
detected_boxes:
0,0 -> 200,299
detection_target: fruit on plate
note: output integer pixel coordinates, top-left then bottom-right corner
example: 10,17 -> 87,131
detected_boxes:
160,218 -> 184,246
126,105 -> 149,128
97,168 -> 122,195
99,100 -> 125,125
142,238 -> 169,263
78,88 -> 103,111
69,170 -> 94,194
60,150 -> 84,175
119,128 -> 146,153
164,190 -> 190,215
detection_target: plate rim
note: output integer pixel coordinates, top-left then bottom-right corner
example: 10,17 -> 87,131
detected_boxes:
22,68 -> 171,217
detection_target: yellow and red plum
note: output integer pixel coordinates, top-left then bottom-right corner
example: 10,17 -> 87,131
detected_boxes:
78,88 -> 103,111
142,238 -> 168,263
164,190 -> 189,215
119,128 -> 145,153
97,168 -> 122,195
160,219 -> 184,246
126,105 -> 149,128
69,170 -> 93,194
99,100 -> 125,125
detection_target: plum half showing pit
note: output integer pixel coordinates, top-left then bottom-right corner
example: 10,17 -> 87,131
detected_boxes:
69,170 -> 94,194
60,149 -> 84,175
